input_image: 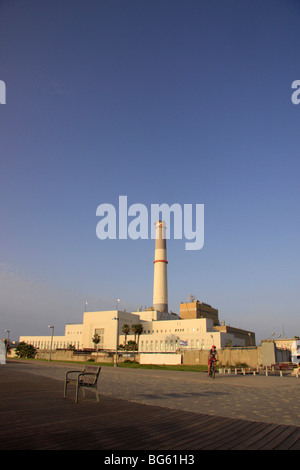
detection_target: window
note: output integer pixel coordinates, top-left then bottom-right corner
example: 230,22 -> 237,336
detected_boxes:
95,328 -> 105,348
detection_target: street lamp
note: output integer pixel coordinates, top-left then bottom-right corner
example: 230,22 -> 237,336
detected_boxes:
112,316 -> 119,367
116,298 -> 120,311
5,330 -> 10,358
48,325 -> 54,361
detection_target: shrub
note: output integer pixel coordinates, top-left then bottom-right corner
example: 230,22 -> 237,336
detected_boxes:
15,342 -> 37,359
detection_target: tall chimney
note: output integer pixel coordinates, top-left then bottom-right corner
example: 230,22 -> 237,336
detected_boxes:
153,220 -> 168,312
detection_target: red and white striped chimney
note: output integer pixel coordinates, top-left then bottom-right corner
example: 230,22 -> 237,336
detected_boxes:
153,220 -> 168,313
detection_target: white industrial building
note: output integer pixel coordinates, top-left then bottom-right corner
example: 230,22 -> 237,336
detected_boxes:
19,220 -> 255,352
19,307 -> 253,353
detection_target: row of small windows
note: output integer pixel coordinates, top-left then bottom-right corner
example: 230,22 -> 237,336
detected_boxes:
27,340 -> 81,349
143,328 -> 202,334
140,339 -> 202,351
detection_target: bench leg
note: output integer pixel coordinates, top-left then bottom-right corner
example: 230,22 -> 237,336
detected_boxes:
64,381 -> 68,398
75,385 -> 99,403
75,385 -> 88,402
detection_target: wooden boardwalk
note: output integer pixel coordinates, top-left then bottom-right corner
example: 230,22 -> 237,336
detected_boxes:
1,367 -> 300,450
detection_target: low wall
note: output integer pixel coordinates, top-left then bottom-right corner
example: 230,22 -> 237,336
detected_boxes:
140,353 -> 182,365
35,346 -> 269,368
183,347 -> 263,368
36,349 -> 139,364
37,349 -> 75,361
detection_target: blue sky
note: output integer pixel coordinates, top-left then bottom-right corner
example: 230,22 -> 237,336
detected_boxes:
1,0 -> 299,343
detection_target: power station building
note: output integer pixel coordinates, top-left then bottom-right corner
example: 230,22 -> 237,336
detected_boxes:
19,221 -> 256,352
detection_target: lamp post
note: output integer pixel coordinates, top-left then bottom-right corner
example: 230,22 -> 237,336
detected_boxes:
48,325 -> 54,361
112,316 -> 119,367
4,330 -> 10,358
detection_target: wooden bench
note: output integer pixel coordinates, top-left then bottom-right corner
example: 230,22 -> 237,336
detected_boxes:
64,365 -> 101,403
262,363 -> 297,377
234,367 -> 258,375
275,363 -> 296,377
277,362 -> 295,371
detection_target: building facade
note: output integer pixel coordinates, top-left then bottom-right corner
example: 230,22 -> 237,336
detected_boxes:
180,300 -> 220,326
19,300 -> 255,353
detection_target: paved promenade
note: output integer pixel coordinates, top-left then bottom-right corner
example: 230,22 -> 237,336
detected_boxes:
1,359 -> 300,450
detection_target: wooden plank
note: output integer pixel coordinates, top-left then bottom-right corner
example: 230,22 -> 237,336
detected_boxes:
260,426 -> 300,450
154,415 -> 229,450
239,423 -> 287,450
217,421 -> 273,450
179,418 -> 247,450
200,419 -> 262,450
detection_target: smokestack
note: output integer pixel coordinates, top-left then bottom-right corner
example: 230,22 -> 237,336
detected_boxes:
153,220 -> 168,313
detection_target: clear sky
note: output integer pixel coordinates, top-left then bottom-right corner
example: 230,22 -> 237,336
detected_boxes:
1,0 -> 299,343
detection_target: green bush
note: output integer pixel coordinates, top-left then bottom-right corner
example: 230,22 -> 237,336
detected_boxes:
15,342 -> 37,359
